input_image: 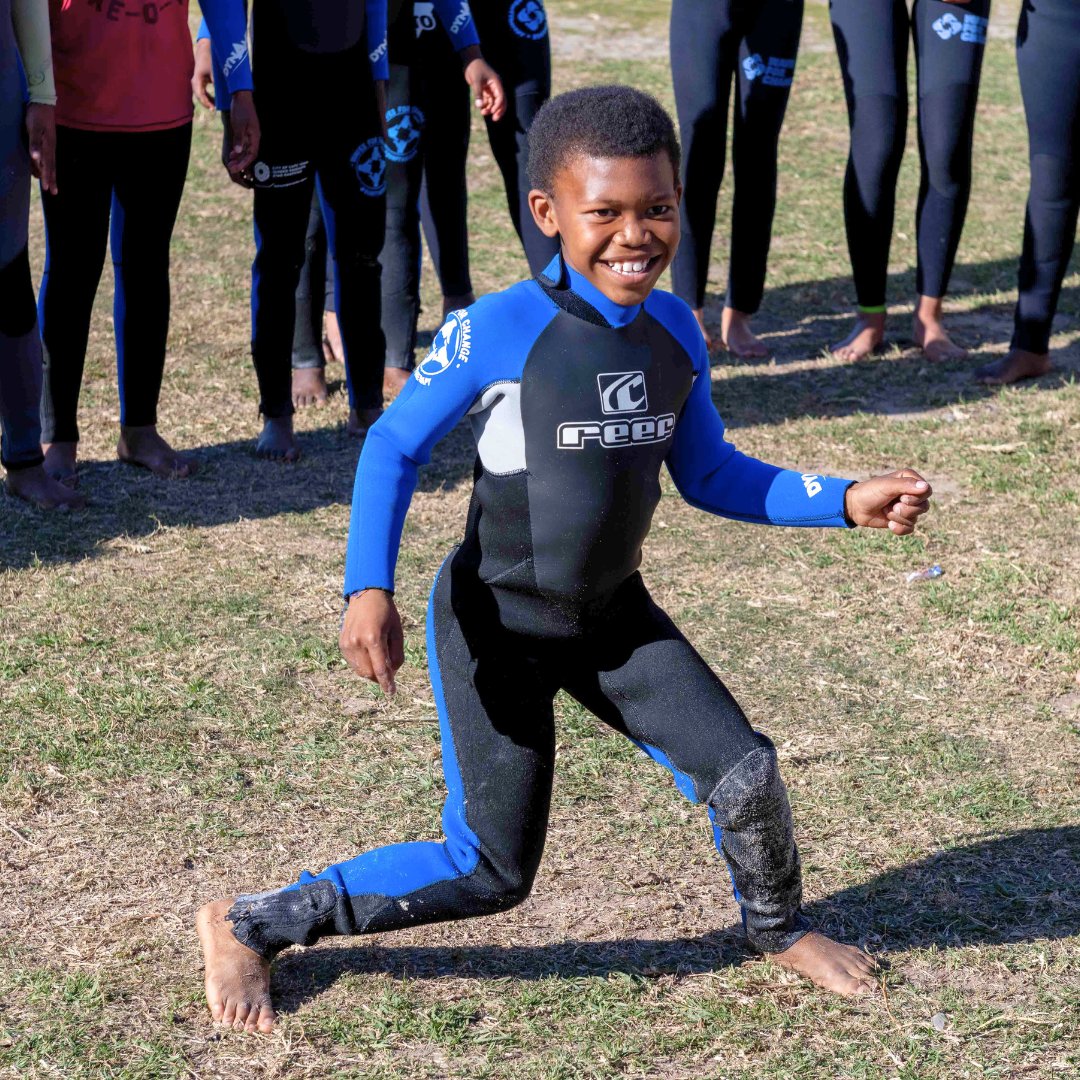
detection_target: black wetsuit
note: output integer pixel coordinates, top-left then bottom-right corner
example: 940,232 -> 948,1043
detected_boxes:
829,0 -> 990,308
224,256 -> 860,962
1012,0 -> 1080,354
670,0 -> 803,314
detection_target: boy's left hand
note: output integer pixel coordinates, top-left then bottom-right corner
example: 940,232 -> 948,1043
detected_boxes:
845,468 -> 932,535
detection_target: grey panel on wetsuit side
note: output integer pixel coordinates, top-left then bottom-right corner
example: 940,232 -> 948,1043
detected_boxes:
468,381 -> 526,475
266,0 -> 366,53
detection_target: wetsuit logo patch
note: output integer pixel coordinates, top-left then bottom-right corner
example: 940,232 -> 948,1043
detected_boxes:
385,106 -> 425,163
597,371 -> 647,414
222,41 -> 249,78
932,12 -> 987,43
414,1 -> 437,35
415,310 -> 472,385
509,0 -> 547,40
351,138 -> 387,196
742,53 -> 795,87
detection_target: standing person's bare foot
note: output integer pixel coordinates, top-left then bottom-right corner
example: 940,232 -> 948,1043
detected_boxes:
197,900 -> 275,1034
383,367 -> 411,398
770,931 -> 879,997
442,291 -> 475,320
118,425 -> 194,478
913,296 -> 967,362
256,417 -> 301,461
691,307 -> 714,351
42,441 -> 78,487
974,348 -> 1052,385
323,311 -> 344,364
348,406 -> 383,438
721,307 -> 768,358
832,311 -> 886,362
5,465 -> 87,509
292,366 -> 329,409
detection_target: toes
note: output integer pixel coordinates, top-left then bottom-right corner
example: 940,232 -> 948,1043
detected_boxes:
220,999 -> 238,1027
254,997 -> 276,1033
232,1000 -> 251,1031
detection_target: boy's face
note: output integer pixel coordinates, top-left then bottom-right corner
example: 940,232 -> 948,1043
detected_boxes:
528,151 -> 682,307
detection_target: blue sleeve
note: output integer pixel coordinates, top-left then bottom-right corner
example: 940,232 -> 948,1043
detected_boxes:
367,0 -> 389,81
647,293 -> 855,528
433,0 -> 481,51
199,0 -> 252,100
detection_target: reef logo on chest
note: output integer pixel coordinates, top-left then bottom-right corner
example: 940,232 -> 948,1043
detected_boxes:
415,310 -> 472,385
557,370 -> 674,449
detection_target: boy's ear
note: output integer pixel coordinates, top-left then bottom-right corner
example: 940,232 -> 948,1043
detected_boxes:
528,189 -> 561,239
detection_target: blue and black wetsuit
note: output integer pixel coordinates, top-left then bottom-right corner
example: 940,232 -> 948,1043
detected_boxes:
207,0 -> 390,418
830,0 -> 990,309
1011,0 -> 1080,355
226,255 -> 858,959
670,0 -> 803,315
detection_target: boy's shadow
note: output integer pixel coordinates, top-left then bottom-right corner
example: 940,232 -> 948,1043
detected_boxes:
271,826 -> 1079,1014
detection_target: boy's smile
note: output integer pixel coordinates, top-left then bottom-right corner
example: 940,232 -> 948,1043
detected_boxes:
529,152 -> 682,307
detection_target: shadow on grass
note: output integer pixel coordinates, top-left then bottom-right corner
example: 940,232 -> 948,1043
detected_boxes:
270,826 -> 1079,1012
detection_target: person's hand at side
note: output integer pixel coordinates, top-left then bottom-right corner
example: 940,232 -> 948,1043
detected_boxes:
26,102 -> 57,195
340,589 -> 405,696
460,47 -> 506,122
224,89 -> 259,179
193,37 -> 215,109
845,469 -> 932,535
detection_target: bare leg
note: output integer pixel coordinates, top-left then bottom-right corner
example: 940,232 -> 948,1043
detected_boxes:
771,930 -> 879,996
721,307 -> 768,358
383,367 -> 411,398
255,416 -> 301,462
323,311 -> 344,365
974,348 -> 1052,385
5,465 -> 87,509
117,425 -> 194,478
42,441 -> 78,486
691,307 -> 714,351
913,295 -> 967,362
347,405 -> 383,438
292,367 -> 329,409
196,900 -> 275,1034
832,311 -> 886,362
442,291 -> 475,320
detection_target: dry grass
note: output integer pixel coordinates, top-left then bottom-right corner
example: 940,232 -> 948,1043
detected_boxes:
2,1 -> 1078,1076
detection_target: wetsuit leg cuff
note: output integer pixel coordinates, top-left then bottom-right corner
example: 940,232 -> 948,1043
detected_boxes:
226,879 -> 342,960
745,911 -> 813,955
2,452 -> 46,472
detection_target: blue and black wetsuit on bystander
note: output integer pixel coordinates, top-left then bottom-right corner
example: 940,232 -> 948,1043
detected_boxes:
223,254 -> 860,960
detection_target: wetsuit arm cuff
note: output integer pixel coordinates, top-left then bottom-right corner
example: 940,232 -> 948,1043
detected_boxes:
11,0 -> 56,105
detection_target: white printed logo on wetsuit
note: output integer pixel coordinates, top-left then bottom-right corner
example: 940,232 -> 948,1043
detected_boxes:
509,0 -> 547,40
222,40 -> 249,78
932,11 -> 988,43
742,53 -> 795,87
385,106 -> 425,162
415,310 -> 472,385
557,371 -> 675,449
801,473 -> 823,497
414,1 -> 437,36
351,138 -> 387,196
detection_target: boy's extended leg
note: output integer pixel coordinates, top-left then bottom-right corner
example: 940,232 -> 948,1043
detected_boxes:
562,576 -> 879,997
198,565 -> 559,1030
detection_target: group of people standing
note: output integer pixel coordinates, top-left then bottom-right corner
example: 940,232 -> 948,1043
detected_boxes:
2,0 -> 1077,510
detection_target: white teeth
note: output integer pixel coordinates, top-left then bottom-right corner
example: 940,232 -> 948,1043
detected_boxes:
607,259 -> 651,274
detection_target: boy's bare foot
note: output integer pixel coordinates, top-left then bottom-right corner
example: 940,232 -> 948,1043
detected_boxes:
721,307 -> 768,358
117,425 -> 194,478
383,367 -> 411,398
256,417 -> 301,462
974,348 -> 1052,385
691,307 -> 713,351
347,406 -> 383,438
292,366 -> 329,409
770,931 -> 879,997
323,311 -> 344,364
442,291 -> 475,320
832,312 -> 886,362
197,900 -> 275,1034
5,465 -> 87,509
42,441 -> 78,487
913,297 -> 966,362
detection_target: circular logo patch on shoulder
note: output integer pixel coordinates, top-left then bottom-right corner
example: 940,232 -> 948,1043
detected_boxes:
415,309 -> 472,385
384,106 -> 425,163
351,137 -> 387,196
508,0 -> 547,40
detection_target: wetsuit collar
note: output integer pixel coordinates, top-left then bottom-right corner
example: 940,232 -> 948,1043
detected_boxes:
539,253 -> 642,329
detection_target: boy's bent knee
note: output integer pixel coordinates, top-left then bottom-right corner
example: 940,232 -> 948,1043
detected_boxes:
707,739 -> 788,831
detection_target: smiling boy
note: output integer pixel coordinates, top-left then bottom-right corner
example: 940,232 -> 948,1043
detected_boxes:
197,86 -> 932,1033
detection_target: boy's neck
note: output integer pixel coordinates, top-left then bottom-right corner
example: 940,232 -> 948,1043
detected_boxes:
548,252 -> 643,328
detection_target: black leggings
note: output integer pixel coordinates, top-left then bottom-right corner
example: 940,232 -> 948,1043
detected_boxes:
1012,0 -> 1080,355
829,0 -> 990,308
419,0 -> 558,296
225,564 -> 809,961
38,123 -> 191,444
670,0 -> 803,314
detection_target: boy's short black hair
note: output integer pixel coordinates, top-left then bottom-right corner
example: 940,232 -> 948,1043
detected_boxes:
527,85 -> 681,194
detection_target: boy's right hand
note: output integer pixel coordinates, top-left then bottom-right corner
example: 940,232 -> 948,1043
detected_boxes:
340,589 -> 404,696
192,37 -> 214,109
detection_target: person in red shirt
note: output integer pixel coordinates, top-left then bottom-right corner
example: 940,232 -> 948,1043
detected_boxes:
38,0 -> 256,486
